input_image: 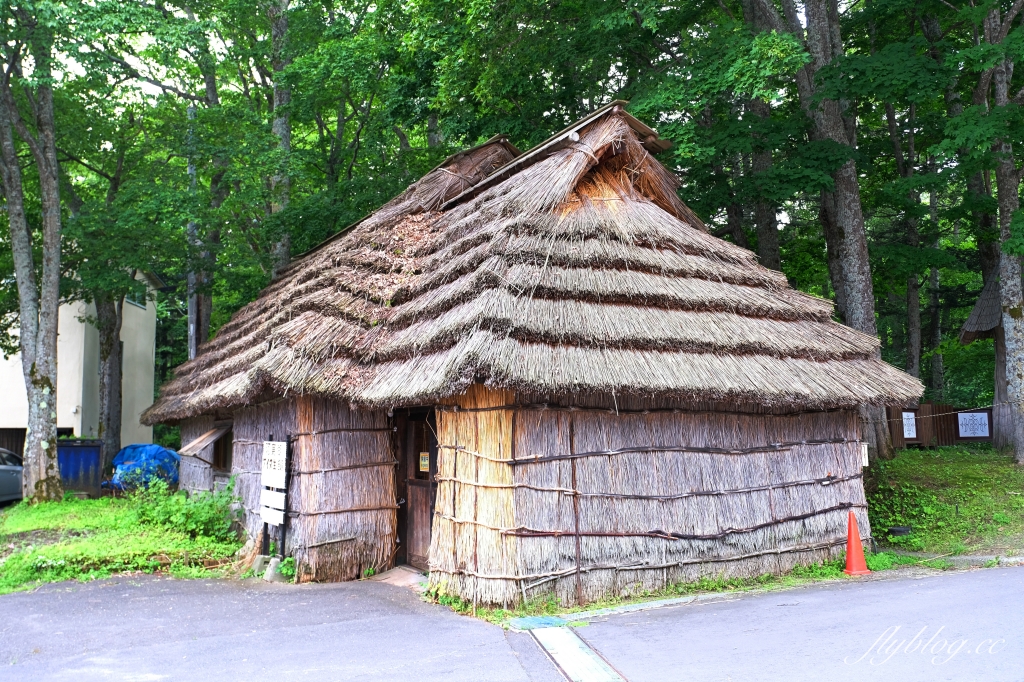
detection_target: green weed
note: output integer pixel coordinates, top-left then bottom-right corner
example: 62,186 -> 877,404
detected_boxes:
0,484 -> 242,594
868,445 -> 1024,554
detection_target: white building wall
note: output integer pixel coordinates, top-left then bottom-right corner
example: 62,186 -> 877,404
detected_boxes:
121,293 -> 156,445
58,301 -> 89,436
0,345 -> 29,429
0,292 -> 155,444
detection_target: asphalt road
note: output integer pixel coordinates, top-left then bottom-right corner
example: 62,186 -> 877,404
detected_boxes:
0,575 -> 564,682
580,566 -> 1024,681
1,567 -> 1022,681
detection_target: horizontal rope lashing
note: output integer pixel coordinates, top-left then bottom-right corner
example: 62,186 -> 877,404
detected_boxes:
299,536 -> 357,550
291,460 -> 399,475
233,428 -> 392,446
287,505 -> 399,516
506,503 -> 866,541
429,538 -> 860,583
433,472 -> 863,499
437,439 -> 855,465
435,403 -> 853,417
433,503 -> 864,536
227,460 -> 397,477
292,427 -> 394,436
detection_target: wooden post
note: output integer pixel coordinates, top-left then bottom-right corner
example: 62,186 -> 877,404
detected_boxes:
569,416 -> 583,606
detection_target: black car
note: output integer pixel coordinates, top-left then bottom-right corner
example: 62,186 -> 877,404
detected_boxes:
0,447 -> 23,502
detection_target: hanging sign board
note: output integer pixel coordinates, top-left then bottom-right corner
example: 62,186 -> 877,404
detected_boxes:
901,412 -> 917,439
260,489 -> 286,511
860,442 -> 869,467
261,441 -> 288,489
958,412 -> 990,438
260,506 -> 285,526
419,452 -> 430,472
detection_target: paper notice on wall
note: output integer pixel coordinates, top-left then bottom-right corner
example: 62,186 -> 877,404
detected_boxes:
261,441 -> 287,489
902,412 -> 917,439
958,412 -> 990,438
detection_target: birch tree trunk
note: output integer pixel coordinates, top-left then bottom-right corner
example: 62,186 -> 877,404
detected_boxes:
0,30 -> 64,501
992,53 -> 1024,462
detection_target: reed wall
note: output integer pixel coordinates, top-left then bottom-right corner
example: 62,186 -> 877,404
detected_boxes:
429,385 -> 519,607
427,385 -> 868,607
229,397 -> 396,582
288,397 -> 397,582
179,416 -> 215,492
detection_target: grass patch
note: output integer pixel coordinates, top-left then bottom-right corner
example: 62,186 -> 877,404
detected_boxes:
868,445 -> 1024,555
427,551 -> 938,625
0,481 -> 243,594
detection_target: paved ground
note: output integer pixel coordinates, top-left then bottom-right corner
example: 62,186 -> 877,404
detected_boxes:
0,576 -> 563,682
2,567 -> 1022,681
578,566 -> 1024,681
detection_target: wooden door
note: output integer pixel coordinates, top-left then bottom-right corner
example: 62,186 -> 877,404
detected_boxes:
402,414 -> 437,571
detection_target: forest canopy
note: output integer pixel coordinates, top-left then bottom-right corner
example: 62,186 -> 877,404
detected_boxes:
2,0 -> 1022,466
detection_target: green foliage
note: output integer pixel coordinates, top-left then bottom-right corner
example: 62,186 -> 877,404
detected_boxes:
0,486 -> 242,594
279,556 -> 297,581
131,478 -> 241,543
868,446 -> 1024,554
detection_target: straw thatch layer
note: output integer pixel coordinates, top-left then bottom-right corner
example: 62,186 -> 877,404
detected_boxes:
144,105 -> 921,426
427,386 -> 868,607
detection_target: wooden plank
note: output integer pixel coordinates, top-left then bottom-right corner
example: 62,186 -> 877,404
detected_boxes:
408,481 -> 432,570
887,407 -> 905,450
934,403 -> 958,446
179,426 -> 230,456
917,402 -> 935,447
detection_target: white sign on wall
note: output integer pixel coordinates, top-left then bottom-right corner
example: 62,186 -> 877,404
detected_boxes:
958,412 -> 990,438
260,506 -> 285,526
902,412 -> 917,439
261,441 -> 288,489
260,489 -> 287,511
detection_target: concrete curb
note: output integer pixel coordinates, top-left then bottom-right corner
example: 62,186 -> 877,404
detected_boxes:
507,592 -> 739,631
892,550 -> 1024,569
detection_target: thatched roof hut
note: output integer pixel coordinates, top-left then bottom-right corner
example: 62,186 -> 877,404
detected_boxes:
145,102 -> 921,605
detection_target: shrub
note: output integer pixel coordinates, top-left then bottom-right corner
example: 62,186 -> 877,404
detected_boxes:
131,478 -> 241,542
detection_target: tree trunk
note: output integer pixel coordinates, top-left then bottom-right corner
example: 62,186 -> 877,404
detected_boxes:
907,275 -> 921,377
726,202 -> 749,249
268,0 -> 292,279
993,54 -> 1024,462
0,33 -> 64,501
427,114 -> 442,148
994,325 -> 1011,450
819,190 -> 848,323
748,99 -> 781,270
96,293 -> 124,472
928,267 -> 943,397
804,0 -> 889,458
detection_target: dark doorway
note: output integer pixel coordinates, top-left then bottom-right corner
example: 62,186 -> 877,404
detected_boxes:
396,410 -> 438,571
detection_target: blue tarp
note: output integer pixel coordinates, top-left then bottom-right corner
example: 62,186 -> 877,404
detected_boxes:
105,444 -> 180,490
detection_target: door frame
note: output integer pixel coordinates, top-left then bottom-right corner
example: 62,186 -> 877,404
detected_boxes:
394,408 -> 438,570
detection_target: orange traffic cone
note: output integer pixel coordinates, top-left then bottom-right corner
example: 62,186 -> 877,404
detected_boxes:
844,510 -> 871,576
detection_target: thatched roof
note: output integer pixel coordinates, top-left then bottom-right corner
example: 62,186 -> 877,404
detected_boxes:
143,103 -> 922,425
960,276 -> 1001,344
